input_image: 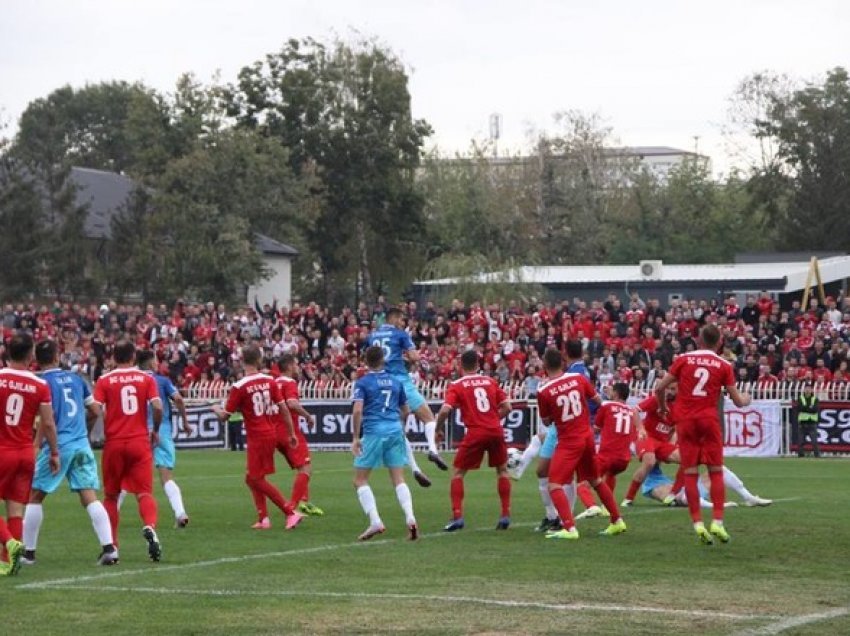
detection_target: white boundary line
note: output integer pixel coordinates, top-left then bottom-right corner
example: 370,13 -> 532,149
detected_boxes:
46,584 -> 772,622
733,606 -> 850,635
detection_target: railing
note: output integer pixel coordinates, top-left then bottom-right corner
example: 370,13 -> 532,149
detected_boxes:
184,377 -> 850,403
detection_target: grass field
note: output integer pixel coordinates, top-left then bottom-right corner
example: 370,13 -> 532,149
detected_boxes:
4,451 -> 849,635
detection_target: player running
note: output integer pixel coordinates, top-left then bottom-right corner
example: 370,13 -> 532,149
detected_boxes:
655,324 -> 751,545
436,350 -> 514,532
92,340 -> 164,561
21,340 -> 117,566
367,308 -> 446,484
351,346 -> 418,541
537,347 -> 626,540
575,383 -> 645,519
274,354 -> 323,518
213,346 -> 303,531
0,332 -> 60,576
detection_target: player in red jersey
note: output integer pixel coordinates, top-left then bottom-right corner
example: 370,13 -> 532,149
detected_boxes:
0,332 -> 59,576
92,340 -> 164,561
214,346 -> 303,531
537,347 -> 626,540
436,350 -> 514,532
274,354 -> 323,517
621,382 -> 684,507
655,324 -> 751,545
574,383 -> 645,518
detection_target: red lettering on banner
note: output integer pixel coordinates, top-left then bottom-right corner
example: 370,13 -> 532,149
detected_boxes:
724,410 -> 764,448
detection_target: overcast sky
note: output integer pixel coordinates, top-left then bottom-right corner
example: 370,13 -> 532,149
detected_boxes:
2,0 -> 848,172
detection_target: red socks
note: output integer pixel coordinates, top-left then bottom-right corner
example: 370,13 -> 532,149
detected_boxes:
0,518 -> 12,544
497,476 -> 511,517
137,493 -> 158,528
625,479 -> 641,501
670,467 -> 685,496
104,495 -> 120,546
549,487 -> 576,530
291,472 -> 310,506
247,475 -> 294,516
7,516 -> 22,540
450,477 -> 464,519
684,473 -> 701,523
593,482 -> 621,523
577,482 -> 596,508
604,474 -> 617,493
709,470 -> 725,522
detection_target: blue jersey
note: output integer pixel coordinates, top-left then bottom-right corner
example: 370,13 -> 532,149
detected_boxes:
568,360 -> 598,415
353,371 -> 407,436
366,324 -> 415,377
147,372 -> 178,434
41,368 -> 92,452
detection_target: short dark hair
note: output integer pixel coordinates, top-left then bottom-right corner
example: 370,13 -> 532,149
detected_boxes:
113,340 -> 136,364
460,349 -> 479,372
136,349 -> 156,370
612,382 -> 630,400
242,345 -> 263,367
386,308 -> 403,321
565,339 -> 582,359
543,348 -> 563,372
365,345 -> 384,369
701,324 -> 721,350
35,339 -> 57,366
279,353 -> 297,371
8,332 -> 34,363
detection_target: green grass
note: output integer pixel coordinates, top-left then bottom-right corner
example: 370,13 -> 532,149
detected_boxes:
4,451 -> 849,635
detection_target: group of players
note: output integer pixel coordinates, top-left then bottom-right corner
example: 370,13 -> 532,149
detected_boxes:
0,312 -> 771,576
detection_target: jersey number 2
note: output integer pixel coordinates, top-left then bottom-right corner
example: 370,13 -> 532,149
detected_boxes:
692,367 -> 710,396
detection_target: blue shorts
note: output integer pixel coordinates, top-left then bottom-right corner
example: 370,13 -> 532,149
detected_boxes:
154,434 -> 176,469
397,374 -> 426,412
32,446 -> 100,493
540,424 -> 558,459
354,431 -> 408,470
641,465 -> 673,498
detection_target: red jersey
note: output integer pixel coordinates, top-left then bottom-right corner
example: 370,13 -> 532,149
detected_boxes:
93,367 -> 161,443
0,368 -> 52,450
537,372 -> 598,444
444,374 -> 508,434
274,375 -> 300,426
637,394 -> 675,441
596,401 -> 638,460
668,350 -> 735,420
224,373 -> 283,440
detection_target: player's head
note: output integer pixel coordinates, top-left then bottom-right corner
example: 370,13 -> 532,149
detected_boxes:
34,338 -> 59,368
279,353 -> 297,376
565,339 -> 583,361
386,308 -> 403,326
136,349 -> 156,371
113,340 -> 136,365
242,345 -> 263,368
543,348 -> 563,374
460,349 -> 479,373
365,345 -> 385,370
700,324 -> 722,352
8,332 -> 35,364
611,382 -> 630,401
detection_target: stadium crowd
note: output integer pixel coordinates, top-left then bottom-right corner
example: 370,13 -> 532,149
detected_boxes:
2,291 -> 850,394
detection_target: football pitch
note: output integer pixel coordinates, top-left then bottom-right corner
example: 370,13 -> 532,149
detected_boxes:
5,451 -> 849,635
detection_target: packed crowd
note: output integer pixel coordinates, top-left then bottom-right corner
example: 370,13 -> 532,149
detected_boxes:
2,290 -> 850,395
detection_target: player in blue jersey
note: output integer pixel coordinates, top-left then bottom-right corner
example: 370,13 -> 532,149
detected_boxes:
21,340 -> 117,566
351,346 -> 418,541
366,308 -> 447,486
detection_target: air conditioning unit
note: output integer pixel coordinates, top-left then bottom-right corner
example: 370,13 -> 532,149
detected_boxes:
639,260 -> 663,280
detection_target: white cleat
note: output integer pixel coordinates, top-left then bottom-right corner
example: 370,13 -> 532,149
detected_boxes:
620,499 -> 633,508
575,505 -> 604,521
745,495 -> 773,507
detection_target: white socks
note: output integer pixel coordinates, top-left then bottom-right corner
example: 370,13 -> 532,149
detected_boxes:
563,482 -> 577,511
518,435 -> 542,477
723,466 -> 754,501
423,420 -> 438,454
404,437 -> 422,473
395,483 -> 416,525
538,478 -> 557,520
87,501 -> 114,547
117,490 -> 127,510
357,485 -> 382,527
163,480 -> 187,519
23,503 -> 43,550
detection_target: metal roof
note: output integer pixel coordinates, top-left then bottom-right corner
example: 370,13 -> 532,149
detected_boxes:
415,257 -> 850,293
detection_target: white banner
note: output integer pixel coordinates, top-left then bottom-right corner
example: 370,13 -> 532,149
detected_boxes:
723,399 -> 782,457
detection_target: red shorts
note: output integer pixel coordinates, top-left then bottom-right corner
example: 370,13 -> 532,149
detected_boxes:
0,447 -> 35,502
549,434 -> 599,485
275,426 -> 311,470
247,436 -> 277,479
103,439 -> 153,496
454,431 -> 508,471
595,454 -> 630,478
636,437 -> 678,463
677,417 -> 723,469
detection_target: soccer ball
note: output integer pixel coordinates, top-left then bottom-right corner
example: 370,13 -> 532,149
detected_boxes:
506,447 -> 522,473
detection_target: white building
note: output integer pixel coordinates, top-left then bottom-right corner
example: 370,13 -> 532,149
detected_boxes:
248,234 -> 298,308
607,146 -> 710,180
